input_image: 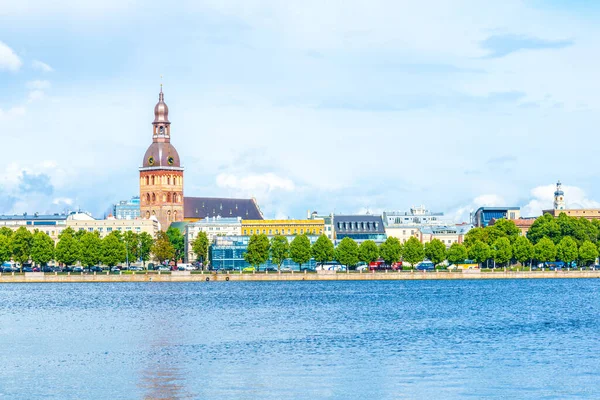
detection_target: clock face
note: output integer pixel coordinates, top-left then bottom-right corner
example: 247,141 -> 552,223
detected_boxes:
148,156 -> 155,165
167,156 -> 174,165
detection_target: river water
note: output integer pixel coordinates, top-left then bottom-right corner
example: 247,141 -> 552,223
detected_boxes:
1,280 -> 599,399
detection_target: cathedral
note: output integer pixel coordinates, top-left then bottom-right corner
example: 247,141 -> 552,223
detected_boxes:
140,86 -> 262,230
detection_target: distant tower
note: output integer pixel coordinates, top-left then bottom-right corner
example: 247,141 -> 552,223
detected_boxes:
554,180 -> 565,210
139,85 -> 184,230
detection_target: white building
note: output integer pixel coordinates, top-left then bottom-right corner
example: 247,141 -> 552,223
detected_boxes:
185,216 -> 242,261
383,205 -> 453,244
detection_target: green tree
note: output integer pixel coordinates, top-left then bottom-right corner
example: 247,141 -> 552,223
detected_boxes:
289,234 -> 312,270
0,227 -> 13,238
468,240 -> 491,267
424,239 -> 446,267
11,227 -> 33,267
191,231 -> 209,265
379,237 -> 403,265
513,236 -> 533,267
491,219 -> 520,243
579,240 -> 598,267
334,237 -> 359,268
101,232 -> 127,267
403,236 -> 425,267
533,237 -> 556,264
0,234 -> 11,263
138,232 -> 154,268
151,231 -> 175,264
492,237 -> 512,268
58,227 -> 76,240
312,234 -> 334,264
464,227 -> 488,248
446,243 -> 468,265
270,235 -> 289,271
79,231 -> 102,268
122,231 -> 139,266
166,227 -> 185,261
30,231 -> 55,267
556,236 -> 578,266
244,234 -> 270,270
73,229 -> 86,241
55,230 -> 80,266
527,213 -> 561,244
358,240 -> 379,265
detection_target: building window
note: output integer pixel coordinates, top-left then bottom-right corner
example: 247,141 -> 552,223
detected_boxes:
107,228 -> 113,232
300,229 -> 304,234
88,228 -> 93,232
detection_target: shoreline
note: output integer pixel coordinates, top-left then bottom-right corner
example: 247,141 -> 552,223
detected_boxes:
2,270 -> 600,283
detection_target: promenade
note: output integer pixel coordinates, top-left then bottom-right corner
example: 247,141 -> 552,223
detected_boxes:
2,270 -> 600,283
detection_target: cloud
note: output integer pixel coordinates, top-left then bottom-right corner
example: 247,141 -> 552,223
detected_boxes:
26,80 -> 51,90
216,172 -> 295,193
480,34 -> 574,58
0,41 -> 22,71
450,194 -> 507,223
27,90 -> 46,103
31,60 -> 54,72
18,171 -> 54,195
522,184 -> 600,217
0,107 -> 26,120
52,197 -> 74,206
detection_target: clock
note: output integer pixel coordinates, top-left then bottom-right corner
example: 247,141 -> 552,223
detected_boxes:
167,156 -> 174,165
148,156 -> 155,165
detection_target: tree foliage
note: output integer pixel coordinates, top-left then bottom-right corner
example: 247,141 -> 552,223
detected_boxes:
334,237 -> 359,267
424,239 -> 446,266
492,237 -> 512,267
358,240 -> 379,264
55,230 -> 80,266
270,235 -> 289,270
0,234 -> 11,263
289,234 -> 312,269
513,236 -> 533,266
138,232 -> 154,266
527,213 -> 561,244
101,232 -> 127,267
491,219 -> 520,243
123,231 -> 139,265
403,237 -> 425,266
0,227 -> 13,238
312,234 -> 334,263
556,236 -> 578,265
446,243 -> 468,265
152,231 -> 175,264
533,237 -> 556,263
379,237 -> 403,265
468,240 -> 491,265
166,227 -> 185,261
31,231 -> 55,266
191,231 -> 209,263
579,240 -> 598,266
244,234 -> 270,269
11,227 -> 33,265
79,231 -> 102,267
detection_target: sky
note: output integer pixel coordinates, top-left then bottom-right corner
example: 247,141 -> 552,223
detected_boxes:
1,0 -> 600,221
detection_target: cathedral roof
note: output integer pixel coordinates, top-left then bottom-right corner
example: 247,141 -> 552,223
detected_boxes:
142,142 -> 181,168
184,197 -> 264,220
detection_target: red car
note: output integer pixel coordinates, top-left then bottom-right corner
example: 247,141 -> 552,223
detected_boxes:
369,260 -> 402,271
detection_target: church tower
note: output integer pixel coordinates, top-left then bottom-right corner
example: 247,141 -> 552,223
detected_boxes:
554,180 -> 565,211
139,86 -> 184,230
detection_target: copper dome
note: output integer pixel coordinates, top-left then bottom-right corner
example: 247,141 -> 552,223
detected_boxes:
153,90 -> 170,124
142,142 -> 181,168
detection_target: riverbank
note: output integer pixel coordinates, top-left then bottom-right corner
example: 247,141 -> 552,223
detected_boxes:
2,269 -> 600,282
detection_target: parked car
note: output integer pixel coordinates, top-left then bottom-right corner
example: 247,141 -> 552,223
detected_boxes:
62,266 -> 74,272
32,267 -> 40,272
129,266 -> 143,271
415,261 -> 435,270
42,266 -> 53,273
90,266 -> 103,273
2,266 -> 13,273
73,266 -> 84,273
23,267 -> 34,272
110,266 -> 120,272
316,261 -> 343,271
157,266 -> 170,272
281,266 -> 293,272
242,266 -> 255,272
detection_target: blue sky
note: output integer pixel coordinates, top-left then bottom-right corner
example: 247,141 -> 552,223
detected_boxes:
1,0 -> 600,220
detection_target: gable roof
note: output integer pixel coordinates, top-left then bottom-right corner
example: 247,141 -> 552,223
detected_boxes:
184,197 -> 263,220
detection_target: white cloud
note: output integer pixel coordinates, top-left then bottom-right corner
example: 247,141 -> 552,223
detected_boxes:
52,197 -> 74,206
522,184 -> 600,217
216,172 -> 295,193
31,60 -> 54,72
0,107 -> 26,120
26,80 -> 51,90
27,90 -> 46,103
0,41 -> 22,71
450,194 -> 506,223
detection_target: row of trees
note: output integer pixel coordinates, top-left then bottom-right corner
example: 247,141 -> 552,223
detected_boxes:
241,233 -> 443,270
0,226 -> 181,269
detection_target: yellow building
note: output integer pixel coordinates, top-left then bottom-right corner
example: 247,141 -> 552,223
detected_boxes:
241,219 -> 324,236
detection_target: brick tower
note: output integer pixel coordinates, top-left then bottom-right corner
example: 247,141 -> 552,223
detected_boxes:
139,86 -> 184,230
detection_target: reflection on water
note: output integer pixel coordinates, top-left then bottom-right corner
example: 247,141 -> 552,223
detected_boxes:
1,280 -> 600,399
